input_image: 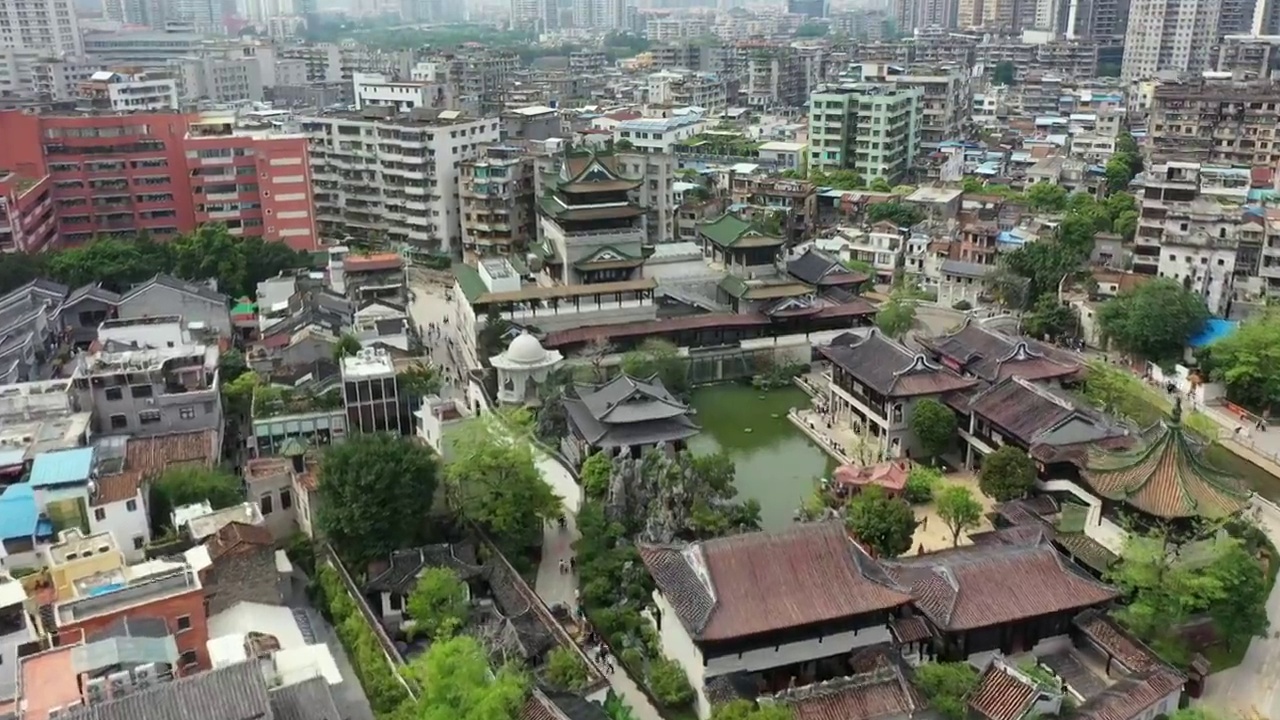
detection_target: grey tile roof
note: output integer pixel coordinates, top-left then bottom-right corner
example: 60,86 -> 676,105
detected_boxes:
786,249 -> 838,285
65,283 -> 123,307
124,274 -> 226,305
820,330 -> 977,399
269,677 -> 342,720
365,542 -> 484,594
574,374 -> 689,425
62,660 -> 270,720
563,397 -> 701,448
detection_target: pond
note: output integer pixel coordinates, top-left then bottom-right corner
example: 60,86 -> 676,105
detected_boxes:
687,384 -> 837,531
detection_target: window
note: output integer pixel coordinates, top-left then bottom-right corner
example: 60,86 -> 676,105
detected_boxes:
261,493 -> 274,515
94,507 -> 106,521
139,410 -> 161,425
133,536 -> 145,550
280,488 -> 292,510
130,384 -> 153,398
176,615 -> 192,631
105,387 -> 123,401
109,414 -> 128,430
126,499 -> 137,512
179,406 -> 196,420
179,650 -> 198,667
389,594 -> 403,611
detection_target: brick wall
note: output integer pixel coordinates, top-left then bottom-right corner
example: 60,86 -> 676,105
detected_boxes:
203,548 -> 282,615
63,589 -> 210,672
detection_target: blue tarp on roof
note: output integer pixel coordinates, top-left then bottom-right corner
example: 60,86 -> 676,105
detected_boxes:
0,450 -> 24,469
0,484 -> 38,541
29,447 -> 94,487
1189,319 -> 1238,349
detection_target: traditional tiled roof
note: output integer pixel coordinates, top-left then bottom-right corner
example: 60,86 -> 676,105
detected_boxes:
1073,610 -> 1169,675
787,249 -> 866,286
268,676 -> 342,720
564,374 -> 699,448
1081,404 -> 1249,520
919,320 -> 1079,383
770,648 -> 926,720
821,329 -> 979,399
92,430 -> 220,507
961,377 -> 1077,446
1070,669 -> 1185,720
968,662 -> 1040,720
205,521 -> 274,563
881,540 -> 1118,632
62,660 -> 269,720
697,213 -> 784,249
365,542 -> 484,594
639,522 -> 910,642
122,274 -> 226,305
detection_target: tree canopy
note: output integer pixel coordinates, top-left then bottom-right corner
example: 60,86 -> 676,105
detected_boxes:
150,466 -> 243,533
405,567 -> 470,641
400,634 -> 529,720
1024,181 -> 1068,213
1021,294 -> 1077,341
1109,529 -> 1270,664
444,415 -> 561,552
544,646 -> 591,691
935,485 -> 983,547
866,201 -> 924,228
1199,309 -> 1280,412
710,700 -> 793,720
844,486 -> 918,558
977,446 -> 1037,502
992,61 -> 1016,85
910,398 -> 956,462
621,338 -> 689,395
913,662 -> 979,720
0,225 -> 311,298
1097,278 -> 1210,362
317,433 -> 440,565
875,293 -> 917,339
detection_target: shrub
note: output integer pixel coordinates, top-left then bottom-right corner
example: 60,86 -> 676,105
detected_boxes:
545,646 -> 591,690
952,299 -> 972,311
904,466 -> 943,504
316,565 -> 411,715
648,657 -> 696,707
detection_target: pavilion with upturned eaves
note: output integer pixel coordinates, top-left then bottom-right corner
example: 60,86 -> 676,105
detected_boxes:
534,149 -> 648,286
1080,400 -> 1250,523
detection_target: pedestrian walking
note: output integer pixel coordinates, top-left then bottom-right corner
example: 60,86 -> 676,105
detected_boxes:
558,559 -> 567,574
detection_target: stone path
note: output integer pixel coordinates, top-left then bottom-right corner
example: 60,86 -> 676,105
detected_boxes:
532,452 -> 664,720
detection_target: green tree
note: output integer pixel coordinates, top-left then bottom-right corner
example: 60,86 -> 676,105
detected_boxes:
333,333 -> 362,361
866,201 -> 924,227
406,567 -> 470,640
582,452 -> 613,500
317,433 -> 439,565
913,662 -> 979,720
1199,310 -> 1280,411
875,295 -> 917,340
603,691 -> 639,720
935,485 -> 982,547
977,446 -> 1037,502
1021,294 -> 1076,341
398,360 -> 443,398
219,348 -> 248,384
795,22 -> 828,37
1024,181 -> 1068,212
477,306 -> 513,362
869,176 -> 893,193
401,634 -> 529,720
998,242 -> 1083,309
910,398 -> 956,462
1097,278 -> 1210,362
648,657 -> 695,707
445,415 -> 562,551
221,371 -> 259,420
845,486 -> 918,558
904,466 -> 943,504
621,338 -> 688,395
710,700 -> 794,720
545,646 -> 591,690
1105,156 -> 1135,194
150,466 -> 243,532
1112,209 -> 1139,241
961,176 -> 985,193
993,61 -> 1016,85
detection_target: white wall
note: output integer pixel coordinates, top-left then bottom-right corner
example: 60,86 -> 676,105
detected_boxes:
89,492 -> 150,562
651,591 -> 709,719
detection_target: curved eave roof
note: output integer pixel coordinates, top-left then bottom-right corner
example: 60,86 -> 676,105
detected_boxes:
1081,422 -> 1250,520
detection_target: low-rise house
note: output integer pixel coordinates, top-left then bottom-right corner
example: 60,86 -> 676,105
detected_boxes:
249,291 -> 355,373
205,602 -> 341,687
767,646 -> 929,720
0,379 -> 92,462
186,522 -> 283,615
243,453 -> 301,541
820,329 -> 978,459
831,222 -> 906,283
0,278 -> 68,384
1069,610 -> 1186,720
562,374 -> 701,464
352,299 -> 411,353
329,248 -> 407,305
639,522 -> 913,719
0,483 -> 55,568
968,657 -> 1064,720
116,275 -> 231,339
918,320 -> 1080,387
61,283 -> 121,348
366,541 -> 486,627
937,259 -> 994,308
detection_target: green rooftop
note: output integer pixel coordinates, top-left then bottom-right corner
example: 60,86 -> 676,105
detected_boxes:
453,263 -> 489,302
698,213 -> 784,249
253,385 -> 343,419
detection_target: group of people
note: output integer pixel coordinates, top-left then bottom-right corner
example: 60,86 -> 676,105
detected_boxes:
421,320 -> 464,388
581,629 -> 616,675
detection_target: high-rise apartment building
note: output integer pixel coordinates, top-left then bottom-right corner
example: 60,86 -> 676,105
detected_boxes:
460,146 -> 536,260
1147,79 -> 1280,166
864,64 -> 968,153
1056,0 -> 1131,38
745,45 -> 807,109
808,82 -> 922,185
573,0 -> 625,28
0,110 -> 318,250
301,107 -> 500,255
78,70 -> 179,112
1121,0 -> 1219,79
0,0 -> 82,56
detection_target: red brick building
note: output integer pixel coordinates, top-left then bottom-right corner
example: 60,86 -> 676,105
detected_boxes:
0,171 -> 56,253
0,110 -> 318,252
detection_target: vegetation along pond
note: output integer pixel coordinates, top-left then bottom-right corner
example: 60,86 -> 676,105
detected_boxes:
687,384 -> 836,531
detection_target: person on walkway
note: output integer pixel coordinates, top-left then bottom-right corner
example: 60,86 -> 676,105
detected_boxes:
558,559 -> 567,574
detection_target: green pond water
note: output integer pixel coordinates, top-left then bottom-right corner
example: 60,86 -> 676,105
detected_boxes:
687,384 -> 838,531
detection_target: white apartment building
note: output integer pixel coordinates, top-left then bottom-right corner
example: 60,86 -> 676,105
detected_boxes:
31,57 -> 103,100
832,223 -> 906,283
300,108 -> 500,254
572,0 -> 625,29
79,69 -> 179,111
1122,0 -> 1220,79
613,113 -> 706,154
353,71 -> 448,112
167,55 -> 263,103
0,0 -> 82,56
647,70 -> 727,113
1134,162 -> 1250,315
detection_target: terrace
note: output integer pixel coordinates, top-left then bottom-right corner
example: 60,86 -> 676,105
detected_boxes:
251,385 -> 343,420
675,131 -> 764,159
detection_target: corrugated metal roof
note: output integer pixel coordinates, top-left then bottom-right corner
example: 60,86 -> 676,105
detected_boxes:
29,447 -> 95,487
0,484 -> 37,540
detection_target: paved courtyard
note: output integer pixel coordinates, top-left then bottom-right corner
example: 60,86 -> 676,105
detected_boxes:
907,471 -> 996,555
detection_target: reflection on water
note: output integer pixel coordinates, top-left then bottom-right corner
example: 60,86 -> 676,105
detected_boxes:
687,384 -> 837,531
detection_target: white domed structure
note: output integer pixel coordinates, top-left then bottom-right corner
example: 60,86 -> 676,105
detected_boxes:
490,332 -> 564,405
